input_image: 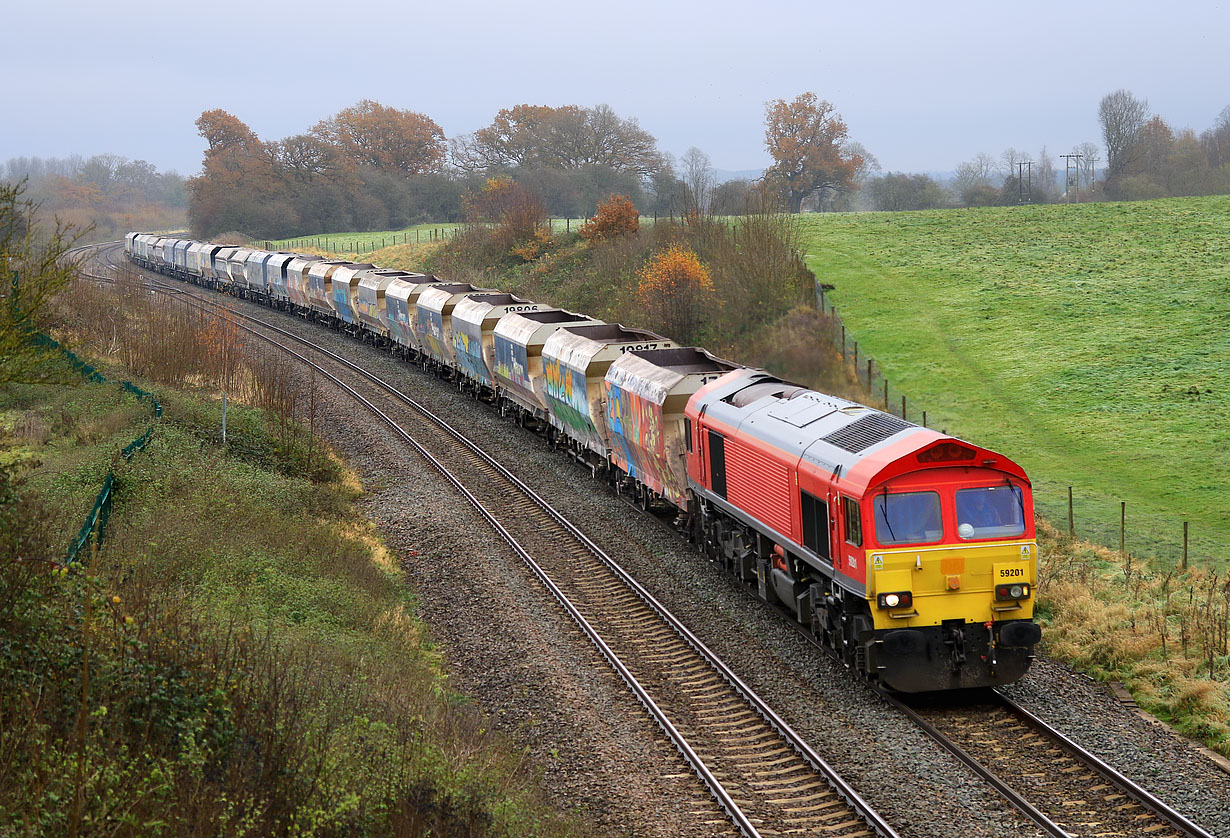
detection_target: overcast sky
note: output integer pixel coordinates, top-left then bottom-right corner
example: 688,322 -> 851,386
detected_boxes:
5,0 -> 1227,177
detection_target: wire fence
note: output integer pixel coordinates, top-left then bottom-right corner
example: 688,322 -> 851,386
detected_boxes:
811,279 -> 1223,572
26,330 -> 164,565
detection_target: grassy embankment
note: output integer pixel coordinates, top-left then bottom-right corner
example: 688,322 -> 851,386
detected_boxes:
0,273 -> 582,835
799,196 -> 1229,750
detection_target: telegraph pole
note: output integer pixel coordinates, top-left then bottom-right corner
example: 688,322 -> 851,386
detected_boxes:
1060,153 -> 1083,201
1017,161 -> 1033,203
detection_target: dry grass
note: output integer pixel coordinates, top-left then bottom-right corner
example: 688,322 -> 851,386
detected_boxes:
1037,519 -> 1230,751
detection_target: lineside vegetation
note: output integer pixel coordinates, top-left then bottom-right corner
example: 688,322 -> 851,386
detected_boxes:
0,265 -> 584,835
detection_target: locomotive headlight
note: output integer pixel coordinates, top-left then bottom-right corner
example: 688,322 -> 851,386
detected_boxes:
877,591 -> 913,609
995,583 -> 1031,601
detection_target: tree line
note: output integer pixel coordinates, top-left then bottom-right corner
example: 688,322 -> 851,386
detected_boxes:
2,155 -> 186,240
187,94 -> 865,238
855,91 -> 1230,212
182,87 -> 1230,238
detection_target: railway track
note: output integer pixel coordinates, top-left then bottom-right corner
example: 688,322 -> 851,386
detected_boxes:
886,688 -> 1216,838
78,243 -> 1223,838
82,243 -> 897,838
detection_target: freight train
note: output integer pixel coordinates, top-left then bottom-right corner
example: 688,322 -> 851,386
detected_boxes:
125,232 -> 1042,692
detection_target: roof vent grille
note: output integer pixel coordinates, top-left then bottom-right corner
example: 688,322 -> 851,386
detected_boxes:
822,413 -> 911,454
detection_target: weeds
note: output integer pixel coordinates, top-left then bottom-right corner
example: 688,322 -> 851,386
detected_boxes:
0,270 -> 582,835
1037,519 -> 1230,753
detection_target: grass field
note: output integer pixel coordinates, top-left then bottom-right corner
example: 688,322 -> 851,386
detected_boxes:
798,196 -> 1230,569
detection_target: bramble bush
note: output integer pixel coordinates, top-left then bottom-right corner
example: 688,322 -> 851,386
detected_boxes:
579,194 -> 639,242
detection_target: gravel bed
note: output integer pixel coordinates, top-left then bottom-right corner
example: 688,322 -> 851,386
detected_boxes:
1000,658 -> 1230,835
219,293 -> 1228,838
270,349 -> 733,837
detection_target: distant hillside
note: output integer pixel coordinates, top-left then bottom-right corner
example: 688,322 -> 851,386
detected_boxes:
713,168 -> 762,183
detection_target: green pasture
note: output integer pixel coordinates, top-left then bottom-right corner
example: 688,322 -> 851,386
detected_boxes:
798,196 -> 1230,569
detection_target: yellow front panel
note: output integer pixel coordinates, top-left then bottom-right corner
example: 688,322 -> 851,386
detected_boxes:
868,541 -> 1036,630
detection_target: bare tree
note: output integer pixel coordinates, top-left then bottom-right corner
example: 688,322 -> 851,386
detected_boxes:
1098,89 -> 1150,178
1076,141 -> 1101,191
999,147 -> 1032,178
1035,146 -> 1058,203
1200,105 -> 1230,169
680,147 -> 715,216
953,152 -> 997,197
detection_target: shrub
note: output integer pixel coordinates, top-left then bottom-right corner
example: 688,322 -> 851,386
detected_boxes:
636,244 -> 714,344
579,194 -> 639,241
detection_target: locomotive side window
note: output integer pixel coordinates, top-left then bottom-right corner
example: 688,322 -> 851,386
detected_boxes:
842,496 -> 862,547
801,491 -> 829,559
956,485 -> 1025,539
685,418 -> 692,453
708,431 -> 727,499
873,491 -> 942,545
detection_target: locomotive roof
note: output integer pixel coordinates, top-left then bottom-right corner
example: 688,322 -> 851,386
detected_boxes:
694,369 -> 1028,494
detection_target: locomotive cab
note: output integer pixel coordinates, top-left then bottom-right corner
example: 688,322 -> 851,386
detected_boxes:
685,369 -> 1043,693
848,443 -> 1042,692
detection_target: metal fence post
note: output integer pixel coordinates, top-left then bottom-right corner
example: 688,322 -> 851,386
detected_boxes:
1183,521 -> 1188,569
1068,487 -> 1074,537
1120,501 -> 1126,555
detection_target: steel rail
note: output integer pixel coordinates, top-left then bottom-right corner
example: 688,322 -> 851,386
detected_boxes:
993,690 -> 1216,838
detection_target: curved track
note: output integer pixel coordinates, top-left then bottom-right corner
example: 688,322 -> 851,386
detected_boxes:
82,243 -> 897,838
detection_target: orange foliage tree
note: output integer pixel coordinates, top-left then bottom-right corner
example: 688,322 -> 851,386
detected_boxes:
579,194 -> 639,241
763,93 -> 861,213
312,99 -> 445,174
636,244 -> 714,344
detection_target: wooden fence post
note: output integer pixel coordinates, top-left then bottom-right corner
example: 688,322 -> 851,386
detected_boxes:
1068,487 -> 1074,536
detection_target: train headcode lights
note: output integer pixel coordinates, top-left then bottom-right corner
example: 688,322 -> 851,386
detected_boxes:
995,583 -> 1031,601
877,591 -> 913,609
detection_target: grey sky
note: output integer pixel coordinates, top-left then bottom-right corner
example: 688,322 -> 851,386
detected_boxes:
5,0 -> 1227,177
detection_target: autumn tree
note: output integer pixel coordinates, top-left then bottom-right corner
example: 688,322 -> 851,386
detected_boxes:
579,194 -> 639,241
312,99 -> 445,175
763,93 -> 861,213
187,110 -> 290,236
452,103 -> 664,179
464,176 -> 548,259
637,244 -> 714,344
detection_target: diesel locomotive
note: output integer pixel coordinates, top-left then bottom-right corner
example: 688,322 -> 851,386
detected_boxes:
126,232 -> 1042,691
